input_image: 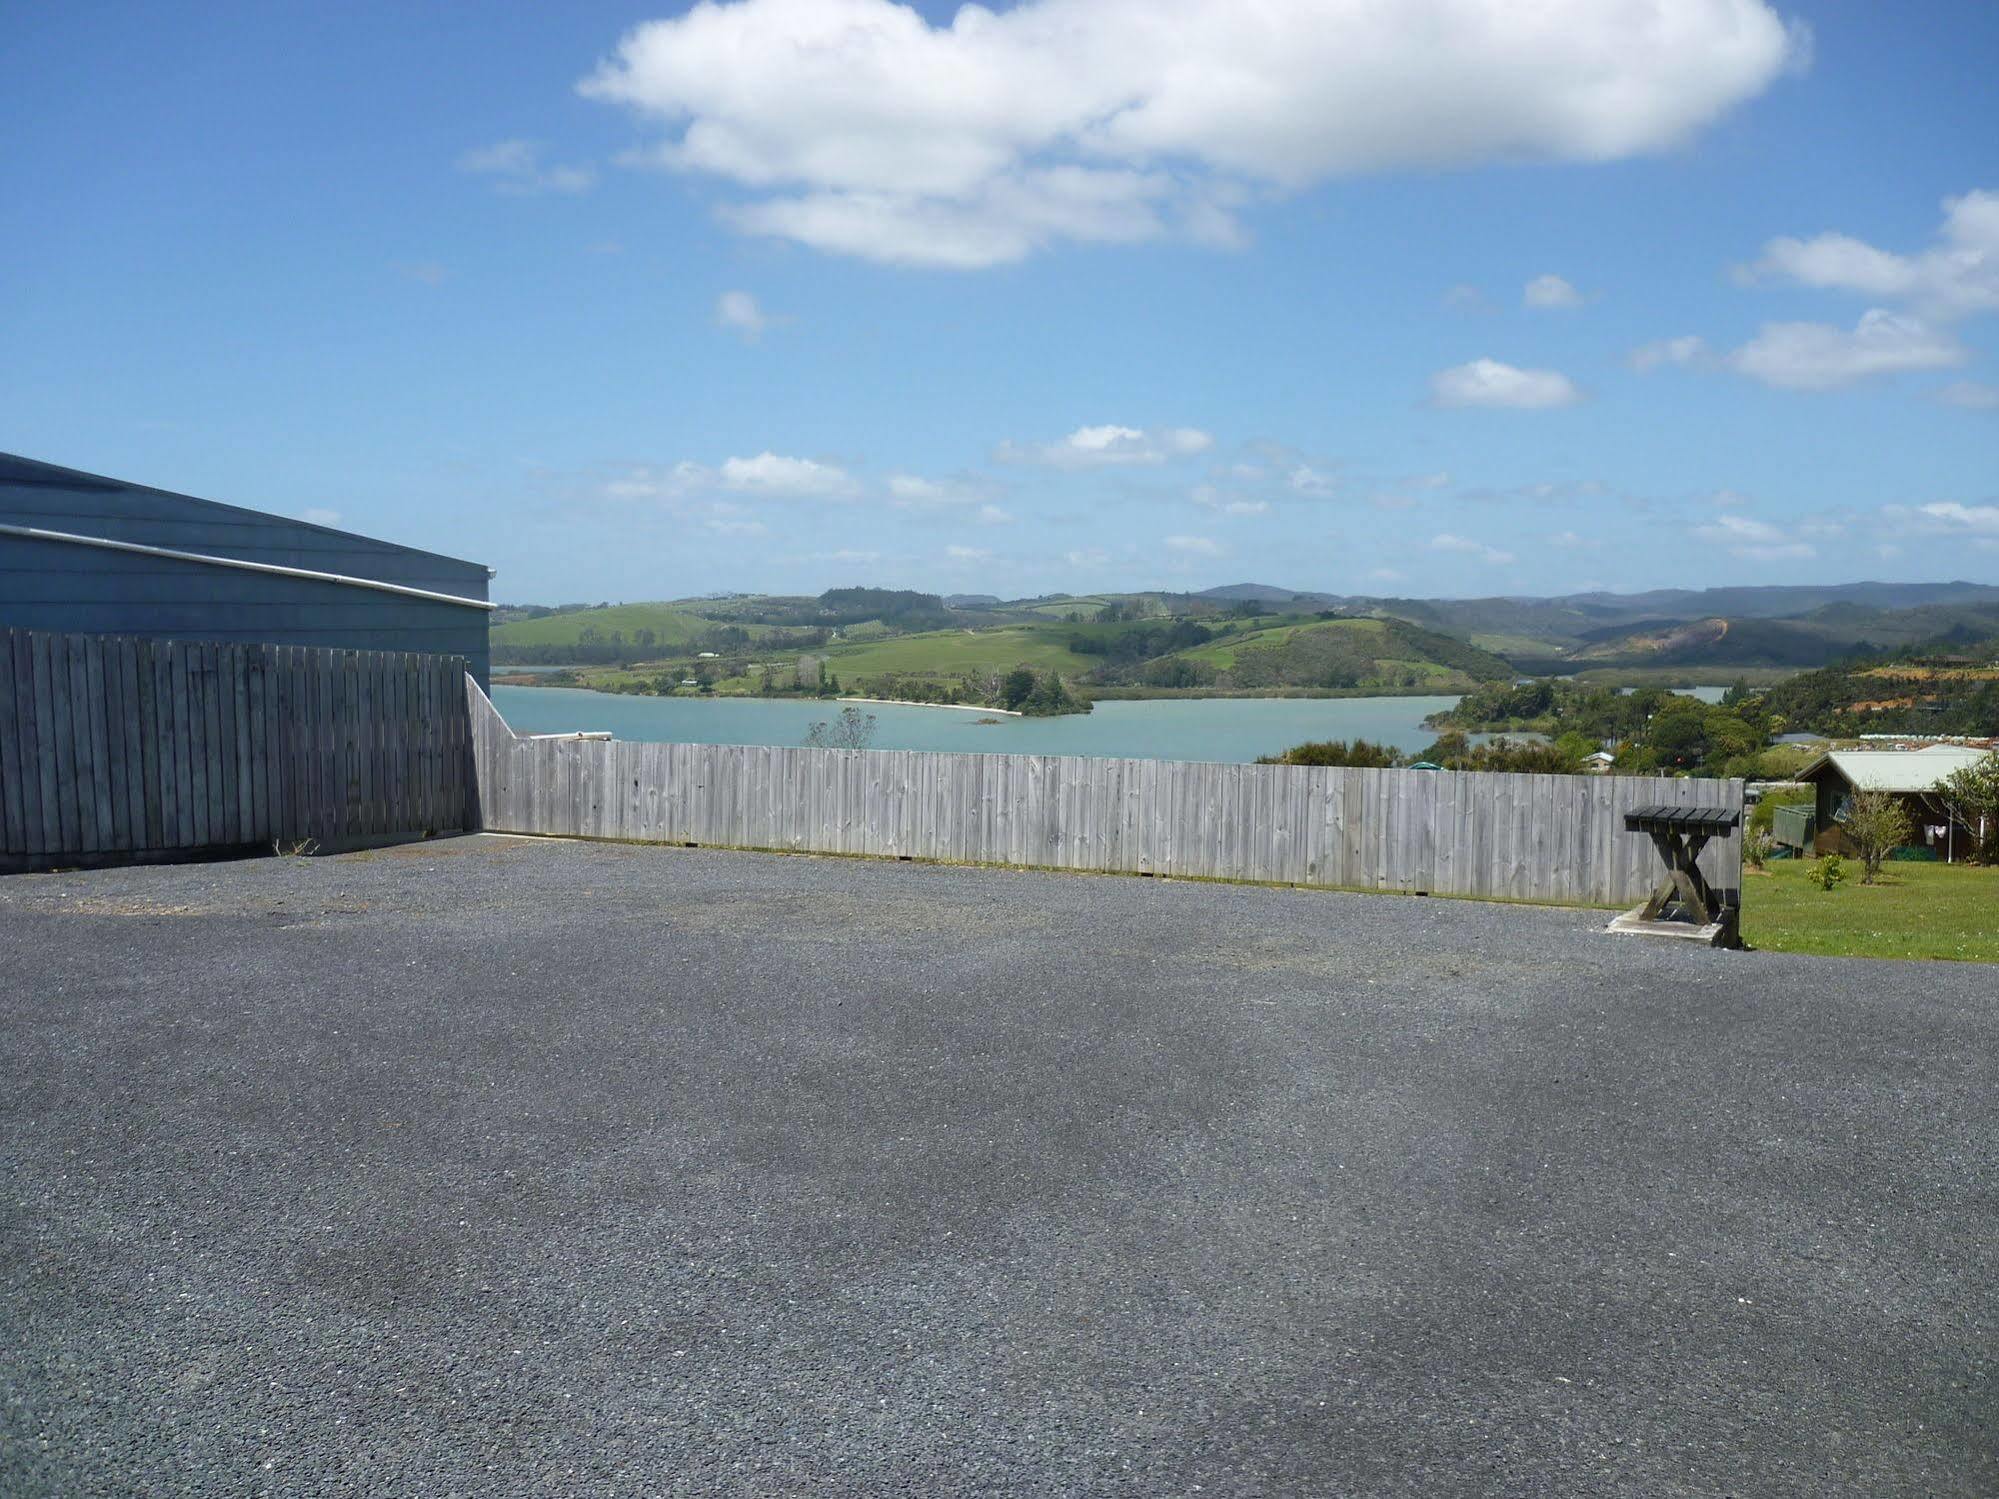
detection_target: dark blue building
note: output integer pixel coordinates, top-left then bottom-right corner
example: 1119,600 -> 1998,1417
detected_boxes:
0,453 -> 491,687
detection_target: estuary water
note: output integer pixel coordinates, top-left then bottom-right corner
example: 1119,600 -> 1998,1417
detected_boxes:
490,686 -> 1466,764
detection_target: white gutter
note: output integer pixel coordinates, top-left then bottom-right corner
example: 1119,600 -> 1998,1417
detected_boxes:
0,522 -> 495,611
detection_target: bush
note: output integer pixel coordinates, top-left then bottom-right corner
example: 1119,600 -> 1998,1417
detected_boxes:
1842,789 -> 1912,885
1746,828 -> 1773,870
1259,737 -> 1404,768
1807,853 -> 1845,891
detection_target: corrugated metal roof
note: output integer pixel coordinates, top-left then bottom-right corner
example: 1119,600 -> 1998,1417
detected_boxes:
1802,747 -> 1992,792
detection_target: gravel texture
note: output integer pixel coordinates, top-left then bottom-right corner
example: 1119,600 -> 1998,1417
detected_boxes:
1,834 -> 1993,1496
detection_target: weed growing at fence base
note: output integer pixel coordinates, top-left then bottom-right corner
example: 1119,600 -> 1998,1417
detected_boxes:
1742,859 -> 1999,962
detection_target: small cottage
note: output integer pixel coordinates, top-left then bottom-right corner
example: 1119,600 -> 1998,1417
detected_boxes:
1796,745 -> 1992,861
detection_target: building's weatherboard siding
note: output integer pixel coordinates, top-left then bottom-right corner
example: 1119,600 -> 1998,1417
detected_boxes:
0,454 -> 491,685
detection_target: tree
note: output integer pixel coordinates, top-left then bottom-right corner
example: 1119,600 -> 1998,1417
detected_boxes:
1842,789 -> 1912,885
804,705 -> 877,750
1000,666 -> 1039,711
1934,752 -> 1999,862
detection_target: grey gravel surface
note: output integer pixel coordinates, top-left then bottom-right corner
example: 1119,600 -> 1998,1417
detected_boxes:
1,834 -> 1993,1497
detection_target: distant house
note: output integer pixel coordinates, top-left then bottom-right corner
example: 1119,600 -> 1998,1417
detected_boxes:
1796,745 -> 1991,861
0,452 -> 493,686
1583,750 -> 1616,773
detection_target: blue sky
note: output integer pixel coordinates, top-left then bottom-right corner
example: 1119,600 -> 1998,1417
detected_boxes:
4,0 -> 1996,603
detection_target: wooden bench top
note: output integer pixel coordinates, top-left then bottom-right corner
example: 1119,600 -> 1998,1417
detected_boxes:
1624,804 -> 1741,836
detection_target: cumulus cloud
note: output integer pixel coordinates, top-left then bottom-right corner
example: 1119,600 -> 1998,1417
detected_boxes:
1725,309 -> 1965,391
1694,511 -> 1813,560
715,290 -> 772,339
611,453 -> 858,501
1630,334 -> 1710,371
998,424 -> 1213,467
459,140 -> 596,195
1938,380 -> 1999,410
582,0 -> 1802,267
1524,273 -> 1586,309
717,452 -> 858,497
1191,485 -> 1269,516
1907,501 -> 1999,536
1429,533 -> 1515,565
1745,189 -> 1999,321
1430,358 -> 1582,409
1285,464 -> 1339,498
1164,534 -> 1224,557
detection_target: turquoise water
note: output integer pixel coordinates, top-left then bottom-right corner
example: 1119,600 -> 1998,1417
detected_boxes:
490,687 -> 1467,764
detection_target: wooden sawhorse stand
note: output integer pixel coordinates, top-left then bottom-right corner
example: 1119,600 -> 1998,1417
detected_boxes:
1608,804 -> 1742,947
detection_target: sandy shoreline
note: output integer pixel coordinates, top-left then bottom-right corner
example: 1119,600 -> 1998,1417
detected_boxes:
836,697 -> 1022,717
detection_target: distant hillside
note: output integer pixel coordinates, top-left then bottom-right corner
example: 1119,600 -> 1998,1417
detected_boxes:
1556,600 -> 1999,669
491,580 -> 1999,688
1754,640 -> 1999,737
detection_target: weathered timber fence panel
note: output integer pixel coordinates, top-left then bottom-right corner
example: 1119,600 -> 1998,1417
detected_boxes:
0,629 -> 469,870
468,681 -> 1740,907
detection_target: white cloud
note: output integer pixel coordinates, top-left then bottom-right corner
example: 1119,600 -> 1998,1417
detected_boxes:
459,139 -> 596,195
1745,189 -> 1999,321
717,452 -> 858,497
885,472 -> 1000,511
617,454 -> 858,501
707,517 -> 769,536
1191,485 -> 1268,516
976,504 -> 1015,525
803,547 -> 881,565
583,0 -> 1802,267
1938,380 -> 1999,411
1630,334 -> 1710,371
1912,501 -> 1999,536
1694,511 -> 1814,560
998,424 -> 1212,467
1286,464 -> 1338,497
1524,273 -> 1585,309
1725,309 -> 1965,390
945,543 -> 992,561
300,508 -> 343,528
1429,533 -> 1515,565
1430,358 -> 1582,409
715,290 -> 771,339
1164,534 -> 1224,557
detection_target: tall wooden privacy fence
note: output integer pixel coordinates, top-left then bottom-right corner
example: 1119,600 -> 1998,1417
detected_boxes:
469,685 -> 1741,907
1,628 -> 469,871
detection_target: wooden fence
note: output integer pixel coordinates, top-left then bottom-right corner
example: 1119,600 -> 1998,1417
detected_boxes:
468,683 -> 1740,907
0,629 -> 470,871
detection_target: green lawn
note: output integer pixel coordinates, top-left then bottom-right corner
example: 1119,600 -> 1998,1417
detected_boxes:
1742,858 -> 1999,962
821,624 -> 1096,680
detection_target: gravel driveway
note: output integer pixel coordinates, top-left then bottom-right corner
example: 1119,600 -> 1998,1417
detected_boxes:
2,835 -> 1992,1495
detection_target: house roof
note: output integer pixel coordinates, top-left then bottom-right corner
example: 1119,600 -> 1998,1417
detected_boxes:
1798,746 -> 1992,793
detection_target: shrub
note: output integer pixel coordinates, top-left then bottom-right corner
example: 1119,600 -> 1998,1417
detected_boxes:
1259,737 -> 1405,768
1807,853 -> 1845,891
1746,828 -> 1773,870
1842,789 -> 1912,885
